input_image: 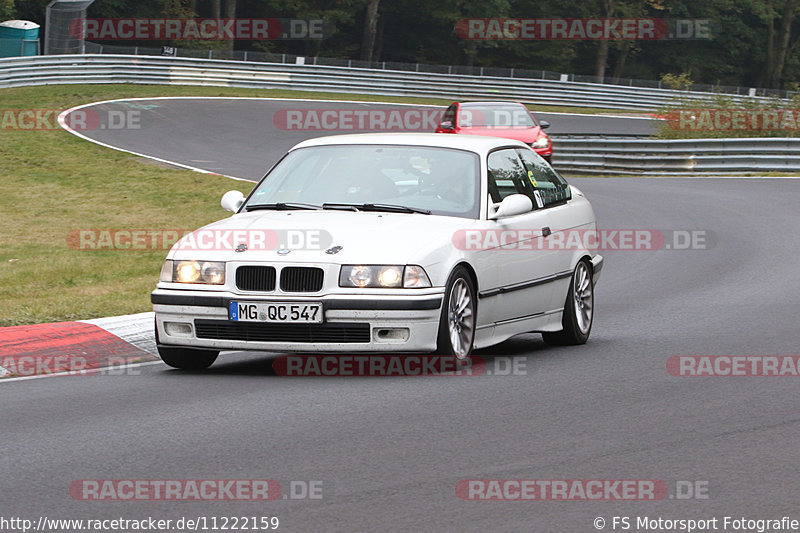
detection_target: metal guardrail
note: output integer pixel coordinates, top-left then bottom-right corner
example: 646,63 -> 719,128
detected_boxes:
2,54 -> 796,174
82,41 -> 795,100
0,54 -> 789,111
551,137 -> 800,174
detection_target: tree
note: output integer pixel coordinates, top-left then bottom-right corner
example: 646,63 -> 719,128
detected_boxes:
763,0 -> 798,88
359,0 -> 379,61
225,0 -> 235,52
594,0 -> 615,79
0,0 -> 15,20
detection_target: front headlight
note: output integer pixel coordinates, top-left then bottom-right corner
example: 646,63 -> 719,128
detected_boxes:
531,136 -> 550,149
339,265 -> 431,288
161,260 -> 226,285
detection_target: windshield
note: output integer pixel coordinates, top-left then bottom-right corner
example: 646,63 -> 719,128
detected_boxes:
459,104 -> 536,128
246,144 -> 481,218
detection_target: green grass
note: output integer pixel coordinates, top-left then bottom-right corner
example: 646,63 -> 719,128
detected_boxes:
653,94 -> 800,139
0,84 -> 626,326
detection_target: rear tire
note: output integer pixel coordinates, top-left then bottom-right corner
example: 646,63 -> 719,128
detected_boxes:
435,266 -> 476,359
155,320 -> 218,369
542,260 -> 593,346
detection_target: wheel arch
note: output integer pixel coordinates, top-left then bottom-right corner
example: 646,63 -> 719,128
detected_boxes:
451,260 -> 479,298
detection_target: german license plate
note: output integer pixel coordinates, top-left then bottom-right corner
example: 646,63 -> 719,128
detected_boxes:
229,301 -> 323,323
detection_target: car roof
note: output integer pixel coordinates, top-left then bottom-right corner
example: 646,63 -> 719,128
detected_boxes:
292,132 -> 529,154
458,101 -> 527,107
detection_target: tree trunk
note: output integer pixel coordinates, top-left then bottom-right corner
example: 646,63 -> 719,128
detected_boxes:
360,0 -> 380,62
769,0 -> 797,87
225,0 -> 236,53
595,40 -> 610,80
212,0 -> 221,19
374,16 -> 384,62
612,41 -> 631,81
594,0 -> 615,80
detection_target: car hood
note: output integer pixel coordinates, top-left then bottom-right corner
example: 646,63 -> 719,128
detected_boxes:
168,210 -> 478,265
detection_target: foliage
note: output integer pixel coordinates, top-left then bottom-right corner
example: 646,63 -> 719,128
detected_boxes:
9,0 -> 800,89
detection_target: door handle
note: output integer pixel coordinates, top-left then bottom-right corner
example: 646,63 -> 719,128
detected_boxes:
542,227 -> 552,237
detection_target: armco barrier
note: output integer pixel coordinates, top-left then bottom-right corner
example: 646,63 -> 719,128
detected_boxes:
0,54 -> 789,111
551,137 -> 800,174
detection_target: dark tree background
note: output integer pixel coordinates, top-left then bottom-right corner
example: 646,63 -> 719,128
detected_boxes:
4,0 -> 799,89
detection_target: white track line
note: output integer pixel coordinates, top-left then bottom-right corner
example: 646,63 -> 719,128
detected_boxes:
58,102 -> 253,182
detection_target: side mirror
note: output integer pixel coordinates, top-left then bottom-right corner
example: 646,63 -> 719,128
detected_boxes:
539,120 -> 550,129
488,193 -> 533,220
221,190 -> 245,212
438,119 -> 454,131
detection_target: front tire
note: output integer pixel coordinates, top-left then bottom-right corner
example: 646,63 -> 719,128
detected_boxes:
543,259 -> 593,346
436,266 -> 476,359
158,346 -> 219,370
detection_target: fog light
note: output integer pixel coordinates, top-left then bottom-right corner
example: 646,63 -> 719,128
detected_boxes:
165,322 -> 193,337
374,328 -> 410,342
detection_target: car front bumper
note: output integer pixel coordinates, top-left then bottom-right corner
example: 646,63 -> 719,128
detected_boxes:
152,288 -> 445,353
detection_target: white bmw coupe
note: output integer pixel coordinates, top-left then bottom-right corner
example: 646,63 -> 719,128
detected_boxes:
152,133 -> 602,369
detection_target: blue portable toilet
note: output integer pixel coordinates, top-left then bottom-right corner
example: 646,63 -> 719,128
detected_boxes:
0,20 -> 41,57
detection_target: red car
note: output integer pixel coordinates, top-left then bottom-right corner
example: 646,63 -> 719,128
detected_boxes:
435,101 -> 552,162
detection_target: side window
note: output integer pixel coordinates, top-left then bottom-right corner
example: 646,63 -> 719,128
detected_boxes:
440,104 -> 457,127
517,149 -> 571,207
487,149 -> 535,205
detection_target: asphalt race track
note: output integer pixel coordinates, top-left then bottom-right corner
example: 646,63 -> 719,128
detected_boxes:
61,98 -> 658,180
3,99 -> 798,532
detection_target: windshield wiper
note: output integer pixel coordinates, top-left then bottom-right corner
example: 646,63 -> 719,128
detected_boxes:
245,202 -> 320,211
322,203 -> 431,214
362,203 -> 431,214
321,203 -> 361,212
